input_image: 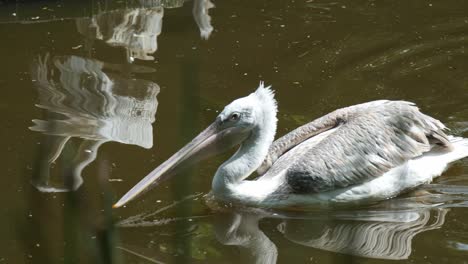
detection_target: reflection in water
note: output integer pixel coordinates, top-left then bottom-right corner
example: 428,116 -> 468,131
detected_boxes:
192,0 -> 215,39
278,209 -> 446,260
214,213 -> 278,264
76,0 -> 214,62
76,8 -> 163,61
117,189 -> 468,263
213,208 -> 446,262
30,54 -> 159,191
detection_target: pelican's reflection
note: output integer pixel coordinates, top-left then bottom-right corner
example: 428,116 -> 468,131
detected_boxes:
30,54 -> 159,191
214,212 -> 278,264
278,209 -> 447,260
117,197 -> 453,263
76,0 -> 215,62
214,208 -> 447,262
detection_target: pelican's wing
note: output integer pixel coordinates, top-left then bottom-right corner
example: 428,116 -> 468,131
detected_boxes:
260,100 -> 450,193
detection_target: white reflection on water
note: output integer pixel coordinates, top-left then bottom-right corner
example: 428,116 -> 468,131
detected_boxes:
116,184 -> 468,263
76,0 -> 214,62
29,54 -> 159,192
278,209 -> 446,260
76,8 -> 164,62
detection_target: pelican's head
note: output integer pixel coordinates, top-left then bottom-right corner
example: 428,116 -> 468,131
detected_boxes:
216,81 -> 277,135
113,82 -> 277,208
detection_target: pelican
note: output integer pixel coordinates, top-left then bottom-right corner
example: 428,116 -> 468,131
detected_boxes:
113,82 -> 468,209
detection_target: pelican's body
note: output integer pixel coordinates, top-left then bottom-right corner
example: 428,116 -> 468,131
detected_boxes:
114,83 -> 468,209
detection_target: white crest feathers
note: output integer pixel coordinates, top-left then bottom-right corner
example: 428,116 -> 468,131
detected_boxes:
254,81 -> 278,113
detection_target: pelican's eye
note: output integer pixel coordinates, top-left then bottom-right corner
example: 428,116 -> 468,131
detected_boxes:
230,112 -> 240,121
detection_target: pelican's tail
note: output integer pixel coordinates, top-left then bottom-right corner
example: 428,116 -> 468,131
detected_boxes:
406,136 -> 468,184
445,136 -> 468,163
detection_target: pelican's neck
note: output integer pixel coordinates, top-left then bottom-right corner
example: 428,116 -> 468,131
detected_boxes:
212,123 -> 276,199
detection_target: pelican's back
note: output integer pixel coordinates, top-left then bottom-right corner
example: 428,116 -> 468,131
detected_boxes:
260,100 -> 467,196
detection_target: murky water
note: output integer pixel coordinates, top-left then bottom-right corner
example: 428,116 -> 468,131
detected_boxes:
1,0 -> 468,263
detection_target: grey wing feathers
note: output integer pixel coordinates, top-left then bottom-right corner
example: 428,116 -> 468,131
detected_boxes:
259,100 -> 391,175
263,100 -> 450,194
256,101 -> 354,175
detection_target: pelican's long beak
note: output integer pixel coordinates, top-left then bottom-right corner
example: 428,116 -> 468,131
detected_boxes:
113,121 -> 246,208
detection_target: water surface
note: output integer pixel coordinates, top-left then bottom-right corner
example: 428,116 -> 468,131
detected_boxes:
1,0 -> 468,263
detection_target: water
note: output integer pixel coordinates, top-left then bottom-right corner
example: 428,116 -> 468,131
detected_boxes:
1,0 -> 468,263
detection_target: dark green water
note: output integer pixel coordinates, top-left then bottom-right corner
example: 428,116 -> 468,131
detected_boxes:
1,0 -> 468,263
